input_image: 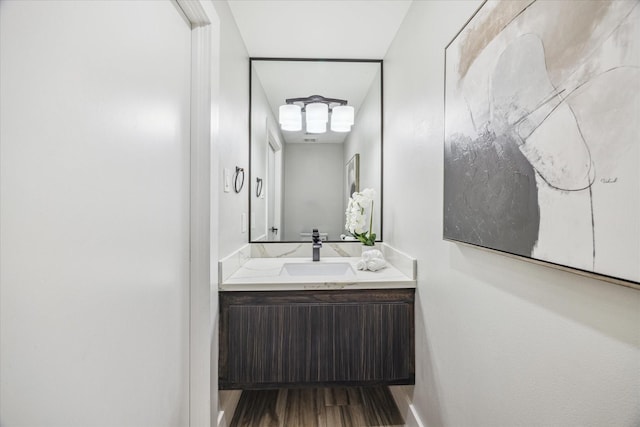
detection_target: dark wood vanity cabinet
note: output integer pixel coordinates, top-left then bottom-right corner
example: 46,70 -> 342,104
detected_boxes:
219,289 -> 415,390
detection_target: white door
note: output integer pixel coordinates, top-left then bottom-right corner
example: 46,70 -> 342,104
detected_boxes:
0,2 -> 191,426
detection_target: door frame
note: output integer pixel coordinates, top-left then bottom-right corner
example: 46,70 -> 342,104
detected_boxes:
175,1 -> 219,425
266,120 -> 282,242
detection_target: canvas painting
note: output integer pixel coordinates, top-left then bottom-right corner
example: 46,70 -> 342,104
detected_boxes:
444,0 -> 639,284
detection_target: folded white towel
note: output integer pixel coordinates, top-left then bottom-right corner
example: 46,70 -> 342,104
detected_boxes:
356,249 -> 387,272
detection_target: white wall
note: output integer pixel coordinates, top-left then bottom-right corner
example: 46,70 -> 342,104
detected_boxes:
384,2 -> 640,426
213,0 -> 250,259
209,1 -> 250,424
344,68 -> 382,238
283,143 -> 344,241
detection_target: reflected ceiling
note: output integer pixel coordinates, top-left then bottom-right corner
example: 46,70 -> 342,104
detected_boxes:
252,60 -> 380,144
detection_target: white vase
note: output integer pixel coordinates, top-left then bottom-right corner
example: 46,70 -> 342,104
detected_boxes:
361,243 -> 378,255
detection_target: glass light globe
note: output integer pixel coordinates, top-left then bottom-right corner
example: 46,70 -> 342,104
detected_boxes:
330,121 -> 351,132
306,103 -> 328,122
306,120 -> 326,134
332,105 -> 354,125
279,104 -> 301,131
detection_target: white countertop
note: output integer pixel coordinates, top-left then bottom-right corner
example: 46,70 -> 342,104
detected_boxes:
219,257 -> 416,291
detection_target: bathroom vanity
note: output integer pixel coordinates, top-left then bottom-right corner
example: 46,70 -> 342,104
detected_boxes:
218,243 -> 416,390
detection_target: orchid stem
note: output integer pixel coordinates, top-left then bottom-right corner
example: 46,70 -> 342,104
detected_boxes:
369,200 -> 373,243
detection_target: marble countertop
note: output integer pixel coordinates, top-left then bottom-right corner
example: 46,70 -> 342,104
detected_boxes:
219,257 -> 416,291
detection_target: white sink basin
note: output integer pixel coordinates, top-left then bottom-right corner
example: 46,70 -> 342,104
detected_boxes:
280,262 -> 355,277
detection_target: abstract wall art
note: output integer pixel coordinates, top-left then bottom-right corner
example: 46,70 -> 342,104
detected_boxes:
444,0 -> 639,284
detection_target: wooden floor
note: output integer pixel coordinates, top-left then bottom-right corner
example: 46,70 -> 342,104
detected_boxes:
229,386 -> 404,427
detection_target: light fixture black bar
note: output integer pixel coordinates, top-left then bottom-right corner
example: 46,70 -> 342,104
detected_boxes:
285,95 -> 347,106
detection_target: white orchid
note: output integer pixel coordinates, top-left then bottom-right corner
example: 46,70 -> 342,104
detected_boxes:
345,188 -> 376,246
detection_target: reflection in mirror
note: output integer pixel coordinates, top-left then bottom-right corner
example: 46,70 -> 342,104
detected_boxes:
250,59 -> 382,242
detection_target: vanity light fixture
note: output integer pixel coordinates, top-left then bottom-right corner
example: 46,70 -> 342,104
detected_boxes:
278,95 -> 354,134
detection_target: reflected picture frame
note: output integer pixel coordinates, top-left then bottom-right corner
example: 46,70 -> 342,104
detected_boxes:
346,153 -> 359,201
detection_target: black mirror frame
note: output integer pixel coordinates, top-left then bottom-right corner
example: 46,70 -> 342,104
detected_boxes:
248,57 -> 383,243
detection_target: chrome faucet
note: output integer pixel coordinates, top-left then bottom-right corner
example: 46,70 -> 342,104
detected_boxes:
312,229 -> 322,261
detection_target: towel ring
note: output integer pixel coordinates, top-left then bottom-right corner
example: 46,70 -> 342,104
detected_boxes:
234,167 -> 245,193
256,177 -> 263,198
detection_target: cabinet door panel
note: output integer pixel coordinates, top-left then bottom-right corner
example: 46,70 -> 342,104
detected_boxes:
312,303 -> 413,383
227,304 -> 312,384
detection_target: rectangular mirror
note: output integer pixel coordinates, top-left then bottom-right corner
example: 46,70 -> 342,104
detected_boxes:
249,58 -> 383,242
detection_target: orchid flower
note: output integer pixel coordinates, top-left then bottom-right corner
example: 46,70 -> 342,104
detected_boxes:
345,188 -> 376,246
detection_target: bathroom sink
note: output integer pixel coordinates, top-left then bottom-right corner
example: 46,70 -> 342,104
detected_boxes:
280,262 -> 355,277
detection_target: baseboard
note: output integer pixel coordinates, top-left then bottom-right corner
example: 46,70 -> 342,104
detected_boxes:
390,386 -> 424,427
217,390 -> 242,427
